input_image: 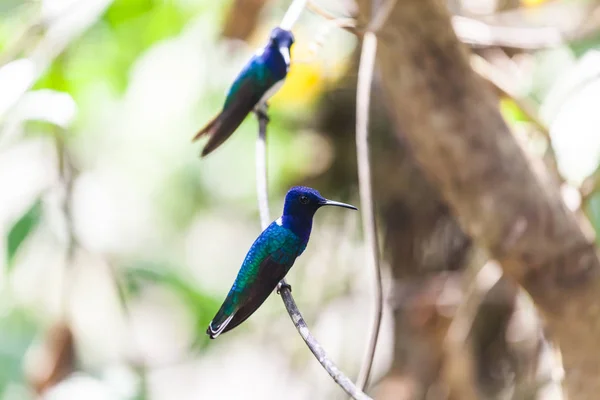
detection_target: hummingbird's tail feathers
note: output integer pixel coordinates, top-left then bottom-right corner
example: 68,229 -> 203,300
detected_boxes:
207,313 -> 235,339
191,106 -> 248,157
192,113 -> 221,142
200,103 -> 254,157
220,257 -> 290,335
195,78 -> 265,157
219,303 -> 259,334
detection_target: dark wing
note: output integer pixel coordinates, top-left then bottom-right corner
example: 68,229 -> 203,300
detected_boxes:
196,56 -> 277,156
221,251 -> 292,334
207,223 -> 302,338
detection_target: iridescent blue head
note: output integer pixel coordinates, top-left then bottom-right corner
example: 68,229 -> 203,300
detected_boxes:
269,27 -> 294,51
280,186 -> 357,241
283,186 -> 357,216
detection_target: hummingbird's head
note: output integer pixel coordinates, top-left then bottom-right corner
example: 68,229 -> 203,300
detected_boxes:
283,186 -> 357,218
269,27 -> 294,51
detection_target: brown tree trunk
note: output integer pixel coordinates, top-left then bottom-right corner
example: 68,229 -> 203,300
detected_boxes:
309,64 -> 520,399
355,0 -> 600,398
308,63 -> 477,398
221,0 -> 268,41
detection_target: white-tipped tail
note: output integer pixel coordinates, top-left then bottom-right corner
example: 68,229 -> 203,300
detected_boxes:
208,314 -> 235,339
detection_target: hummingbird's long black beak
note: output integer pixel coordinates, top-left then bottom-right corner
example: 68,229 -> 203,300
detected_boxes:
320,199 -> 358,210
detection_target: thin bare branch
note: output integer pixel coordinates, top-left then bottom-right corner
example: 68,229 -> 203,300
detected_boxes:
355,31 -> 382,391
280,0 -> 308,31
307,1 -> 358,33
353,0 -> 397,389
0,1 -> 90,66
307,1 -> 346,21
256,110 -> 270,229
54,132 -> 78,318
452,15 -> 563,49
254,110 -> 371,400
310,0 -> 600,49
280,287 -> 372,400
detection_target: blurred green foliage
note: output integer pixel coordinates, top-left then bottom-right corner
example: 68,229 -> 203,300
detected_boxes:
0,0 -> 314,397
36,0 -> 206,96
6,198 -> 42,270
124,261 -> 222,349
0,308 -> 38,391
587,193 -> 600,246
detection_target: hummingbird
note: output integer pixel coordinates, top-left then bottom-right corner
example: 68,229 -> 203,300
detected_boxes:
207,186 -> 357,339
192,27 -> 295,157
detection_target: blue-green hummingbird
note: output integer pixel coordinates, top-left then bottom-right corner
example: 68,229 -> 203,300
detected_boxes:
207,186 -> 357,338
193,27 -> 294,157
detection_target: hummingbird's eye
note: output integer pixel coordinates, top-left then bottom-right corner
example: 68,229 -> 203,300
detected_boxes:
299,195 -> 309,205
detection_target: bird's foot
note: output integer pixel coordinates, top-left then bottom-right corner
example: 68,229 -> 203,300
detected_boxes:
254,105 -> 270,122
276,281 -> 292,294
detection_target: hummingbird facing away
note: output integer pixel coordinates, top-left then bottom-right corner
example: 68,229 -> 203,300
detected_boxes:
192,27 -> 294,157
207,186 -> 357,339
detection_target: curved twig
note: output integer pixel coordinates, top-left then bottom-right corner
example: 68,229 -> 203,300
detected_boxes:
354,0 -> 397,390
354,30 -> 382,391
308,0 -> 600,50
256,109 -> 270,228
280,289 -> 371,400
254,110 -> 371,400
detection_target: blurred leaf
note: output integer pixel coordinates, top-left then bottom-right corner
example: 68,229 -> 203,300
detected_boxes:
6,198 -> 42,270
569,33 -> 600,59
34,56 -> 68,93
541,52 -> 600,184
531,47 -> 576,103
585,191 -> 600,247
132,366 -> 148,400
124,263 -> 222,349
35,0 -> 201,103
0,0 -> 26,14
499,97 -> 529,124
18,89 -> 77,129
156,164 -> 210,230
0,306 -> 38,397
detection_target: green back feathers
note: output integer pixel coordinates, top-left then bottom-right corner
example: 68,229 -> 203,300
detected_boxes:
224,60 -> 276,108
233,223 -> 301,289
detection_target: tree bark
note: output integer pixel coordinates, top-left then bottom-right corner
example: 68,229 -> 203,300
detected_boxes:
308,66 -> 523,399
355,0 -> 600,398
308,65 -> 477,398
221,0 -> 268,41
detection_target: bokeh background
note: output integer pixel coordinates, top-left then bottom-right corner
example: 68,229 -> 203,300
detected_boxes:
0,0 -> 599,399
